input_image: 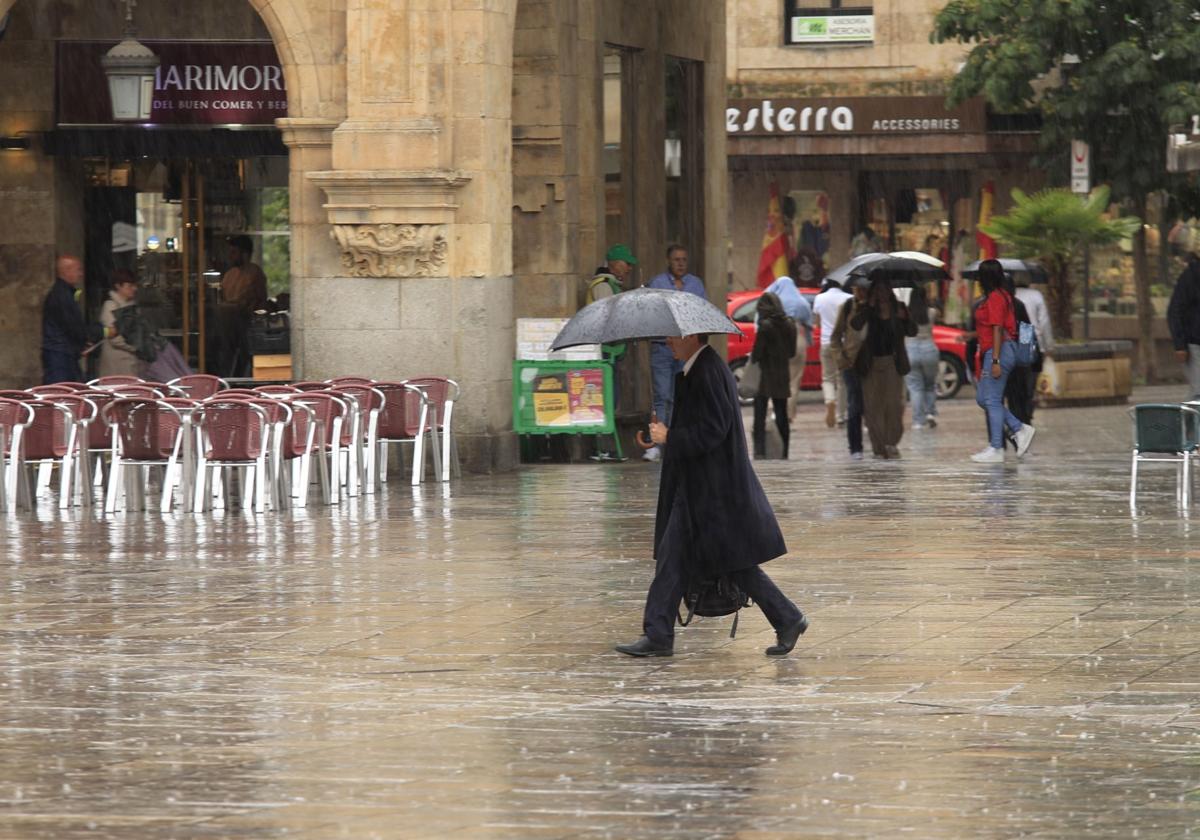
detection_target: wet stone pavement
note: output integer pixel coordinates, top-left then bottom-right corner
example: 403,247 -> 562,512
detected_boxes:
2,385 -> 1200,838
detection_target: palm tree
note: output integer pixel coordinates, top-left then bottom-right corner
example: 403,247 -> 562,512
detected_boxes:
982,187 -> 1140,338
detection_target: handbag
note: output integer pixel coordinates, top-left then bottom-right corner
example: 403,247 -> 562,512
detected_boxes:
838,303 -> 869,371
737,359 -> 762,399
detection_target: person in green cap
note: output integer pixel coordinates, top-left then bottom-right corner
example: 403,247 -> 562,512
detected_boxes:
590,244 -> 637,300
585,245 -> 638,461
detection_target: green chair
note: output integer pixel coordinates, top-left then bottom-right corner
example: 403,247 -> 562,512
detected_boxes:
1129,403 -> 1200,508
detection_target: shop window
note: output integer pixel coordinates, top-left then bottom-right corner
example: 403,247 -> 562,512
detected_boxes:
784,0 -> 874,46
665,56 -> 704,272
786,190 -> 832,284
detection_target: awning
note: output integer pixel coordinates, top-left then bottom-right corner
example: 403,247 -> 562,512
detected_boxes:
42,127 -> 287,158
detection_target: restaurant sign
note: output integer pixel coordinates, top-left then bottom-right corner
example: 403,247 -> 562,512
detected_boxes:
57,41 -> 286,126
726,96 -> 986,137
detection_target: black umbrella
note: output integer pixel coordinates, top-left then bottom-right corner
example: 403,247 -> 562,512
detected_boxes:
550,287 -> 741,350
962,258 -> 1049,284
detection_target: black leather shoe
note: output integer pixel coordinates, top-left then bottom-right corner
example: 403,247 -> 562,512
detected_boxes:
765,614 -> 808,656
614,636 -> 674,657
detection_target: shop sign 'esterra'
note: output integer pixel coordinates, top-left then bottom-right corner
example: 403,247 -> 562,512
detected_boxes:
726,96 -> 986,137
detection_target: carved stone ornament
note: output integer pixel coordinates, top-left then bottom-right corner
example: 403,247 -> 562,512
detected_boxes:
331,223 -> 448,278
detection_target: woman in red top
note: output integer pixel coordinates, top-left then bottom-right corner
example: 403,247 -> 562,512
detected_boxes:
971,260 -> 1035,463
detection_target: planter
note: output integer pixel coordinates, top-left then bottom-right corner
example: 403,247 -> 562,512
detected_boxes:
1152,296 -> 1171,317
1037,340 -> 1133,407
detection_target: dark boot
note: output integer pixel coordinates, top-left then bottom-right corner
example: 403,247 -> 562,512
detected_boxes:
753,431 -> 766,459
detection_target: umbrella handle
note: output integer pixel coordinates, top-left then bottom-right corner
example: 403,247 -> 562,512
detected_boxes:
636,412 -> 659,450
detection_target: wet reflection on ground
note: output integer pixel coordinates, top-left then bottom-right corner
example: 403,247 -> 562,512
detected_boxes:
1,386 -> 1198,837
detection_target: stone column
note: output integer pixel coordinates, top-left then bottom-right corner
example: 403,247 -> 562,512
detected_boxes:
307,1 -> 518,471
277,118 -> 342,381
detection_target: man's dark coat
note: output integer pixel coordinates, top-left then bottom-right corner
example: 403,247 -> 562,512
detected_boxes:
654,345 -> 787,581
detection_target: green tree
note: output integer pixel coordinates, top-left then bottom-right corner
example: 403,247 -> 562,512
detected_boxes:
933,2 -> 1200,376
982,186 -> 1140,335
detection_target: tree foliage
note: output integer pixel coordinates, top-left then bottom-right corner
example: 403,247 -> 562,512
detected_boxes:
982,186 -> 1140,335
933,2 -> 1200,371
933,2 -> 1200,201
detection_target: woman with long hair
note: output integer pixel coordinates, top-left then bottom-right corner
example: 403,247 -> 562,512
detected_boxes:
751,291 -> 796,459
972,259 -> 1036,463
850,274 -> 916,459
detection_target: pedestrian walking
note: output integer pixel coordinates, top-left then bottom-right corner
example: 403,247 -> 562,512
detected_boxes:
41,254 -> 92,384
97,269 -> 143,379
904,283 -> 940,430
1015,273 -> 1054,423
643,244 -> 706,462
830,278 -> 870,460
1167,252 -> 1200,399
614,332 -> 808,658
850,275 -> 916,459
1003,274 -> 1037,426
763,274 -> 812,421
813,278 -> 851,428
751,291 -> 796,459
971,259 -> 1036,463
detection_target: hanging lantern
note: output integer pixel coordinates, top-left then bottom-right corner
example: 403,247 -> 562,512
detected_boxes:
100,0 -> 158,121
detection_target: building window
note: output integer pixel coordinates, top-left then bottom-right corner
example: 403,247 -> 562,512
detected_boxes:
784,1 -> 874,46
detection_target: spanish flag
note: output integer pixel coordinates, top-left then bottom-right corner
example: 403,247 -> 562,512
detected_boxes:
756,182 -> 792,289
976,180 -> 997,260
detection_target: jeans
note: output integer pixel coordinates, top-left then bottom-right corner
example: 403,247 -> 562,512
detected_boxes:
642,549 -> 802,645
975,343 -> 1023,449
843,369 -> 864,454
904,338 -> 939,426
650,342 -> 683,425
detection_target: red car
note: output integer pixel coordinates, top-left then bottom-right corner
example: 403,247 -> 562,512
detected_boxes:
726,288 -> 970,401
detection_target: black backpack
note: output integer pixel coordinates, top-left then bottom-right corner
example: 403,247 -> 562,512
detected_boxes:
678,576 -> 752,638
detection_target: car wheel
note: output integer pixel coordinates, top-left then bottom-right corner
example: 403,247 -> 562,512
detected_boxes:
729,357 -> 754,407
936,353 -> 966,399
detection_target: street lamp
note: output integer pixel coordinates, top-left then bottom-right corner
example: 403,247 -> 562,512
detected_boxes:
101,0 -> 159,122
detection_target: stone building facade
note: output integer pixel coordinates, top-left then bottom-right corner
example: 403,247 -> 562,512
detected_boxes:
0,0 -> 726,470
725,0 -> 1043,290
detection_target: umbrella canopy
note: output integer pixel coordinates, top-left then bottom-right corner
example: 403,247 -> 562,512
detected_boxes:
825,253 -> 890,285
550,287 -> 741,350
849,253 -> 949,288
889,250 -> 945,268
962,258 -> 1049,284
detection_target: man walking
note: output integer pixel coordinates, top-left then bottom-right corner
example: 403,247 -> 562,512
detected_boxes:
41,255 -> 90,384
812,277 -> 852,427
644,244 -> 706,462
1168,253 -> 1200,399
614,332 -> 808,658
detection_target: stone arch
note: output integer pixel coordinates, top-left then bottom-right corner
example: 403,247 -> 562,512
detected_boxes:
0,0 -> 345,123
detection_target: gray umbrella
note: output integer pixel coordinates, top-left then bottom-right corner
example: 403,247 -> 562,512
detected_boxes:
550,287 -> 742,350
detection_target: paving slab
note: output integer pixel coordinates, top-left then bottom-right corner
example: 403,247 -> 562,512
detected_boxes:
1,386 -> 1199,837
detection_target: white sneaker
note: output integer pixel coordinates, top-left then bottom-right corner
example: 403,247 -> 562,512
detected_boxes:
1014,424 -> 1036,457
971,447 -> 1004,463
912,422 -> 926,430
642,446 -> 662,462
849,451 -> 864,461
